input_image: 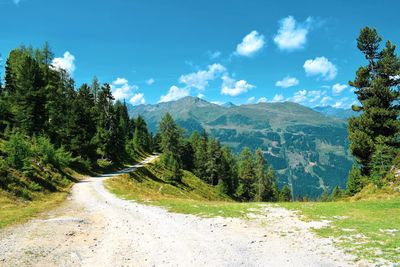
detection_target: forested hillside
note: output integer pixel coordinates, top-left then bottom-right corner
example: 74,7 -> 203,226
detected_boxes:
129,97 -> 353,198
0,44 -> 153,200
0,44 -> 287,204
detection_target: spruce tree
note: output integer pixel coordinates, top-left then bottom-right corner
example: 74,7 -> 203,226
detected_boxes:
158,113 -> 180,155
348,27 -> 400,181
237,147 -> 255,201
279,185 -> 292,202
254,149 -> 267,202
346,164 -> 366,196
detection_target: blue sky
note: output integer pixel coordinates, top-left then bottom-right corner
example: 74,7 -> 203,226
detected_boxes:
1,0 -> 399,108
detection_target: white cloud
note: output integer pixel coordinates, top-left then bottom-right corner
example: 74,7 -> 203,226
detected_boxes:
332,97 -> 350,108
332,83 -> 348,95
146,78 -> 155,85
113,77 -> 128,85
129,93 -> 145,105
51,51 -> 76,75
274,16 -> 312,51
271,94 -> 284,102
308,90 -> 326,103
303,57 -> 337,80
197,93 -> 205,99
247,97 -> 256,103
159,86 -> 189,103
221,75 -> 254,96
111,77 -> 139,101
257,97 -> 268,103
291,90 -> 308,103
275,76 -> 299,88
179,63 -> 226,90
235,30 -> 265,57
319,96 -> 333,106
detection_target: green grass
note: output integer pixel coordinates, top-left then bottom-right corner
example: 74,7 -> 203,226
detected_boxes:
105,162 -> 264,218
0,189 -> 69,229
279,198 -> 400,264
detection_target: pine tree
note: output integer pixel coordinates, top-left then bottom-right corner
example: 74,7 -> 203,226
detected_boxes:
237,147 -> 255,201
254,149 -> 267,202
91,76 -> 100,104
133,115 -> 151,153
191,130 -> 209,181
348,27 -> 400,179
346,164 -> 366,196
158,113 -> 181,155
221,146 -> 238,196
205,139 -> 223,185
279,185 -> 292,202
14,54 -> 46,135
92,83 -> 117,161
67,84 -> 97,160
331,186 -> 343,201
265,165 -> 279,201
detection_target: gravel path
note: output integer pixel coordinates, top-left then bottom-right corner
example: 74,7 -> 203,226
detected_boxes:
0,156 -> 361,267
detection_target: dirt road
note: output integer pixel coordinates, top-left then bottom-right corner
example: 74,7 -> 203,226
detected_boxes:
0,156 -> 359,266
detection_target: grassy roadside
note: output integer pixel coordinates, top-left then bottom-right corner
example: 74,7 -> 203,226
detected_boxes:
279,198 -> 400,264
0,152 -> 150,230
105,162 -> 264,218
0,189 -> 69,229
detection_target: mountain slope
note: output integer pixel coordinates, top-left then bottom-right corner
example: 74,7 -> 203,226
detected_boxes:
313,106 -> 357,119
129,97 -> 353,198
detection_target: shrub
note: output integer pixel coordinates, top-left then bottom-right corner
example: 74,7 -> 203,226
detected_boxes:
33,136 -> 73,169
3,132 -> 32,170
97,158 -> 113,168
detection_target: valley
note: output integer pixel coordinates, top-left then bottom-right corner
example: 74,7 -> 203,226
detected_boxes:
129,97 -> 353,198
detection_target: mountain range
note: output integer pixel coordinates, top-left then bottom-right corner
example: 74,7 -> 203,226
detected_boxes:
128,96 -> 354,198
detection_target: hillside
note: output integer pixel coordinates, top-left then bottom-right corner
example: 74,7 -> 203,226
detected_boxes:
129,96 -> 354,198
313,106 -> 358,119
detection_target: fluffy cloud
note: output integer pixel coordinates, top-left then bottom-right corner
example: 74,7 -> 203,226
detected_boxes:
319,96 -> 333,106
257,97 -> 267,103
332,97 -> 350,108
179,63 -> 226,90
111,77 -> 139,101
235,31 -> 265,57
271,94 -> 284,102
146,78 -> 155,85
197,93 -> 205,99
159,86 -> 189,103
289,90 -> 327,105
275,76 -> 299,88
221,75 -> 254,96
274,16 -> 312,51
129,93 -> 145,105
113,77 -> 128,85
291,90 -> 307,103
332,83 -> 348,95
51,51 -> 76,75
303,57 -> 337,80
247,97 -> 256,103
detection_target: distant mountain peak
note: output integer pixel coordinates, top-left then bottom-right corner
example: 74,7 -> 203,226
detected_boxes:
222,102 -> 236,108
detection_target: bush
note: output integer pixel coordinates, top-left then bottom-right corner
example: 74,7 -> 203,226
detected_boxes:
3,132 -> 32,170
33,136 -> 73,169
97,158 -> 113,168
